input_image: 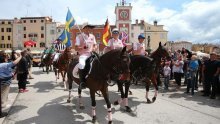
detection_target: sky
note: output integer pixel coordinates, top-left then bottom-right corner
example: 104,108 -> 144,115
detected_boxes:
0,0 -> 220,44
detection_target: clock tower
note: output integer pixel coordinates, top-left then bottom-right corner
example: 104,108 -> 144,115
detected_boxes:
115,0 -> 132,43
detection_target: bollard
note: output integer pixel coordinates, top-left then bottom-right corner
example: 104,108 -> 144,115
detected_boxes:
0,79 -> 8,118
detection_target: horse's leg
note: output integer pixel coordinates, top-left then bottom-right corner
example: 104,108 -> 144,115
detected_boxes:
57,69 -> 60,79
90,90 -> 97,123
114,81 -> 124,106
101,88 -> 112,124
78,88 -> 84,109
67,78 -> 72,103
145,78 -> 151,103
124,81 -> 132,112
151,74 -> 158,103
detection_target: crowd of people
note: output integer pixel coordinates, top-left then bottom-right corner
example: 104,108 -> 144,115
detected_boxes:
0,48 -> 34,108
161,48 -> 220,99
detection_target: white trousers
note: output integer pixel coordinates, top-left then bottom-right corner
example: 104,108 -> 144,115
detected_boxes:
78,54 -> 90,69
53,53 -> 61,61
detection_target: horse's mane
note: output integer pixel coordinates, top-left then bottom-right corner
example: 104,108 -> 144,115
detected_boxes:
90,49 -> 124,80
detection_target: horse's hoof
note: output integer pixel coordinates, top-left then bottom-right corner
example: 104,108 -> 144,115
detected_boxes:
92,116 -> 97,123
114,100 -> 119,105
125,106 -> 132,112
152,97 -> 156,103
67,99 -> 71,103
108,121 -> 112,124
147,98 -> 151,104
79,105 -> 85,109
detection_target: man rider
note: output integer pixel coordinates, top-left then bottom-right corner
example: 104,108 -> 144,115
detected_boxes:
75,23 -> 97,89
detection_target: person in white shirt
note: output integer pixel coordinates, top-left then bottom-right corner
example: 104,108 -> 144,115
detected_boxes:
103,28 -> 123,53
75,23 -> 97,89
163,62 -> 171,90
132,34 -> 147,56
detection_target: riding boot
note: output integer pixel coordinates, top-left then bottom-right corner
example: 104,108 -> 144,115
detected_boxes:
79,69 -> 86,89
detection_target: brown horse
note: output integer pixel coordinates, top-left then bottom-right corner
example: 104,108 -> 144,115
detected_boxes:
53,48 -> 72,87
114,42 -> 170,112
66,47 -> 130,124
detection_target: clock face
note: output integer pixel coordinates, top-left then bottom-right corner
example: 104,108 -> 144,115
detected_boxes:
120,11 -> 128,19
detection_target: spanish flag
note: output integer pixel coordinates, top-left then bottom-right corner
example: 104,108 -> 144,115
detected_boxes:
102,18 -> 110,46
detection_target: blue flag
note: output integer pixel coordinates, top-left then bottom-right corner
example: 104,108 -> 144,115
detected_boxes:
58,9 -> 75,47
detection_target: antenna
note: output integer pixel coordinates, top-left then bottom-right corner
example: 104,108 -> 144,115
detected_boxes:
26,9 -> 28,17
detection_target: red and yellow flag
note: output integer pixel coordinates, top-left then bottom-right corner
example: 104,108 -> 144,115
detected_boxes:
102,18 -> 110,46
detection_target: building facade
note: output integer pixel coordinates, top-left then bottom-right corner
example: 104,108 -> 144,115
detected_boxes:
171,41 -> 192,51
45,22 -> 57,47
115,1 -> 132,43
130,20 -> 168,52
0,19 -> 13,50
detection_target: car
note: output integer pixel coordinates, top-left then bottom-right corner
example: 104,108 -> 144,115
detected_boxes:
32,55 -> 41,67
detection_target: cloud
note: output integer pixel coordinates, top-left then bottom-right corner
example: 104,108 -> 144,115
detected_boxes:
129,0 -> 220,43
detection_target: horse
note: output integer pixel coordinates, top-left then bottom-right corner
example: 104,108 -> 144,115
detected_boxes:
53,48 -> 72,87
66,47 -> 130,124
114,42 -> 170,111
41,52 -> 53,74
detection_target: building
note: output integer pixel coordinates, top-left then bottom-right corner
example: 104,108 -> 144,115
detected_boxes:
115,1 -> 132,43
170,41 -> 192,51
130,20 -> 168,52
192,43 -> 220,54
19,17 -> 54,49
45,21 -> 57,47
0,19 -> 13,50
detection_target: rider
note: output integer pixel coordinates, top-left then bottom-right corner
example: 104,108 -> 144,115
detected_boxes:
53,49 -> 61,64
75,23 -> 97,89
103,28 -> 123,53
132,34 -> 148,56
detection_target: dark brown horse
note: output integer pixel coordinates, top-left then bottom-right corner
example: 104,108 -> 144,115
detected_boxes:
114,42 -> 170,112
53,48 -> 72,88
41,52 -> 53,74
66,47 -> 130,124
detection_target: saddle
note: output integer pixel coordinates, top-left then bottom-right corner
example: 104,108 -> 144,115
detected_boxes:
72,54 -> 96,79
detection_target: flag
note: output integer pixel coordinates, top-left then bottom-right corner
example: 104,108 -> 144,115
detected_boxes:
102,18 -> 110,46
119,31 -> 128,46
58,9 -> 75,47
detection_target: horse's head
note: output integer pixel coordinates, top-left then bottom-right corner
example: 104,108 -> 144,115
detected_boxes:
63,48 -> 72,60
101,46 -> 130,75
151,42 -> 170,59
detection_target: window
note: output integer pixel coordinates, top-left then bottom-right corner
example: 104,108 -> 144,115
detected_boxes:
24,34 -> 26,38
95,33 -> 100,38
50,30 -> 55,34
23,20 -> 26,23
34,20 -> 36,23
30,20 -> 33,23
41,26 -> 44,30
1,28 -> 4,32
40,42 -> 45,47
1,21 -> 5,24
1,36 -> 4,40
41,34 -> 44,38
58,29 -> 61,32
8,36 -> 10,40
7,44 -> 10,48
34,34 -> 38,37
23,27 -> 26,31
131,25 -> 134,30
147,26 -> 151,30
28,34 -> 33,37
6,28 -> 11,32
8,22 -> 11,24
41,20 -> 44,23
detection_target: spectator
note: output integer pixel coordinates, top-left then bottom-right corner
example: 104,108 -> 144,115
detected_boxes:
202,52 -> 219,99
0,52 -> 21,107
26,48 -> 34,79
186,55 -> 199,95
172,55 -> 184,89
16,50 -> 29,93
163,61 -> 171,90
